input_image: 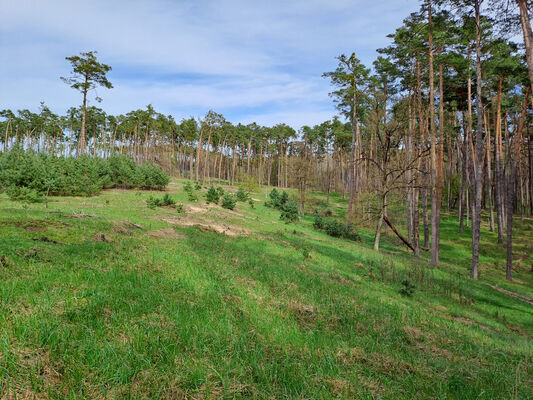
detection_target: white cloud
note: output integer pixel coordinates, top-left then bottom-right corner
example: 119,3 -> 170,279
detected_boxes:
0,0 -> 421,127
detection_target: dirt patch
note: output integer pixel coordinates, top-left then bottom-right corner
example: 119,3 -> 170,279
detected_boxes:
3,347 -> 64,399
93,233 -> 113,242
148,228 -> 185,239
485,283 -> 533,305
153,215 -> 250,237
403,326 -> 423,340
120,220 -> 144,229
111,226 -> 132,235
452,315 -> 474,325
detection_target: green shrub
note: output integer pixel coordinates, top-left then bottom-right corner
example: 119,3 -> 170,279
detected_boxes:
324,219 -> 344,237
221,194 -> 236,210
313,212 -> 324,230
313,214 -> 361,241
266,188 -> 289,209
248,198 -> 255,209
146,193 -> 176,209
399,279 -> 416,296
280,199 -> 299,223
176,203 -> 186,214
147,195 -> 160,209
267,188 -> 280,207
206,186 -> 220,204
0,149 -> 169,201
183,181 -> 193,192
136,162 -> 170,190
216,187 -> 225,197
236,187 -> 249,202
5,186 -> 45,203
280,191 -> 289,206
194,181 -> 202,190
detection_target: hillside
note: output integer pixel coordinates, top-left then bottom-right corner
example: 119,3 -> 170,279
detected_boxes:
0,179 -> 532,399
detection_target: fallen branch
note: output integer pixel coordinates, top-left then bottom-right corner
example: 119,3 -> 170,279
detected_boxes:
382,215 -> 416,253
485,284 -> 533,305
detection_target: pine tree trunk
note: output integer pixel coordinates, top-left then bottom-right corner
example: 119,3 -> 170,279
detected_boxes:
472,0 -> 484,280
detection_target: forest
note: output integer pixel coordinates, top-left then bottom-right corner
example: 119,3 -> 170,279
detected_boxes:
1,0 -> 533,399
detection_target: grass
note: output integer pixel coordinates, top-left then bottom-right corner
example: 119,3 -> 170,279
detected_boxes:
0,179 -> 532,399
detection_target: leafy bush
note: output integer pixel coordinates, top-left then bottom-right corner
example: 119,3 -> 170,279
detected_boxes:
324,219 -> 345,237
313,213 -> 361,241
221,194 -> 236,210
183,181 -> 193,192
216,187 -> 225,197
280,191 -> 289,206
399,279 -> 416,296
146,193 -> 176,209
313,212 -> 324,230
236,187 -> 249,202
265,188 -> 289,209
194,181 -> 202,190
176,203 -> 185,214
280,199 -> 299,223
206,186 -> 220,204
248,198 -> 255,209
266,188 -> 280,208
0,149 -> 170,201
136,162 -> 170,190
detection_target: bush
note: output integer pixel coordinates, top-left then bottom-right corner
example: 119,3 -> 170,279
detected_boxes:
248,198 -> 255,209
146,193 -> 176,209
216,187 -> 225,197
221,194 -> 236,210
266,188 -> 280,207
206,186 -> 220,204
313,214 -> 361,241
176,203 -> 186,214
324,219 -> 344,237
280,199 -> 299,223
399,279 -> 416,296
0,149 -> 170,201
194,181 -> 202,190
280,191 -> 289,206
313,212 -> 324,230
183,181 -> 193,192
136,162 -> 170,190
236,187 -> 249,202
265,188 -> 289,209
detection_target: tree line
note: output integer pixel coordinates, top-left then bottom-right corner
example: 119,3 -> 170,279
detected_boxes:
1,0 -> 532,281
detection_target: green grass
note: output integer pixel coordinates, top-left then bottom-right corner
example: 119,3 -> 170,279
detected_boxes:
0,179 -> 532,399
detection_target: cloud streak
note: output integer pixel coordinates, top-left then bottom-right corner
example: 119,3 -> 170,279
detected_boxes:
0,0 -> 420,127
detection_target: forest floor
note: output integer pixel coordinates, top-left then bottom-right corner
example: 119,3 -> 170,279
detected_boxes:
0,178 -> 532,399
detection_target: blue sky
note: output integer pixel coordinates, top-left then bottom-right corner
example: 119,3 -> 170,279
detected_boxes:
0,0 -> 421,128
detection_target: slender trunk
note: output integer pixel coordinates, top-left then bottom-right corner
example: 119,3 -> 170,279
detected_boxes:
495,76 -> 505,243
485,111 -> 495,232
79,74 -> 88,155
472,0 -> 484,280
346,78 -> 359,227
518,0 -> 533,96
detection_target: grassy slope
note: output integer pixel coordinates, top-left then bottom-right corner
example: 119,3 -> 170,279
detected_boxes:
0,179 -> 532,399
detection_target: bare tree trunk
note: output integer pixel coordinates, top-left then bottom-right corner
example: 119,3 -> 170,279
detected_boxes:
471,0 -> 484,280
79,74 -> 88,155
518,0 -> 533,96
485,112 -> 495,232
428,0 -> 439,264
495,76 -> 505,243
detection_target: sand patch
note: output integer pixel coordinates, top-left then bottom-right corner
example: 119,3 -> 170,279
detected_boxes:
153,215 -> 250,237
148,228 -> 185,239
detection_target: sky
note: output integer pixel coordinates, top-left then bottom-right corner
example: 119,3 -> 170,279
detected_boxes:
0,0 -> 421,128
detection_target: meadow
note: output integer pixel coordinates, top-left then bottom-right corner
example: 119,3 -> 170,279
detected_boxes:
0,179 -> 532,399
